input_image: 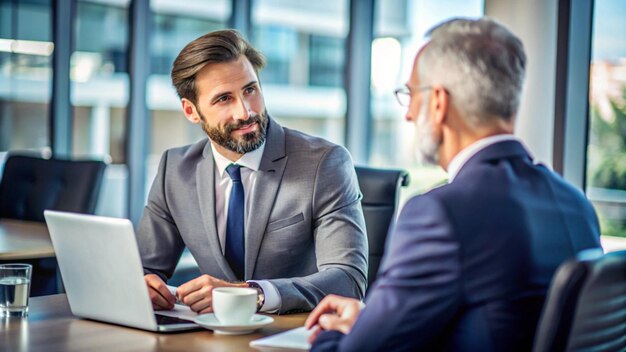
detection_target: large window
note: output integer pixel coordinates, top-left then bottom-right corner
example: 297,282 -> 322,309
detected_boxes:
71,0 -> 129,163
0,0 -> 52,152
370,0 -> 483,201
586,0 -> 626,237
251,0 -> 348,146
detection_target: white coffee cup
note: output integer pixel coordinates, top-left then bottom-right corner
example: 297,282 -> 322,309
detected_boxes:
212,287 -> 257,325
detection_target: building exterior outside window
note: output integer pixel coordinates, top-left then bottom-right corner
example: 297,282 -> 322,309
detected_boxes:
251,0 -> 348,146
0,0 -> 52,153
71,0 -> 130,163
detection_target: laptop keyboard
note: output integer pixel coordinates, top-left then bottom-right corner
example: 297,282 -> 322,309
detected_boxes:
155,314 -> 194,325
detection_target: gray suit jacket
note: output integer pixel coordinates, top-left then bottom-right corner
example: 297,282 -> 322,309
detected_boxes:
136,118 -> 368,313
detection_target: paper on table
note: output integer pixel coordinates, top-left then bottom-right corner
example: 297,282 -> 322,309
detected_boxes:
166,284 -> 186,304
166,285 -> 178,299
250,326 -> 312,351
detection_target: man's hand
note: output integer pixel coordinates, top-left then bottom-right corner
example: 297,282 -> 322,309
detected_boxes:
144,274 -> 175,310
177,274 -> 247,314
305,295 -> 363,343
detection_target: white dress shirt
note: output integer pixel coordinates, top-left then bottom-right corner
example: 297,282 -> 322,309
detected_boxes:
209,141 -> 281,313
447,134 -> 524,183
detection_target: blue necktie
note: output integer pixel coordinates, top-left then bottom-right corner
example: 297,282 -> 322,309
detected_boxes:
225,164 -> 245,279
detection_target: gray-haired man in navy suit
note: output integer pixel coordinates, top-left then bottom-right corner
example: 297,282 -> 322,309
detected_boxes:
306,17 -> 601,352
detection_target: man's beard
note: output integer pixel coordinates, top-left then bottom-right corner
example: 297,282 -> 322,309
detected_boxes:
199,110 -> 269,154
414,95 -> 440,165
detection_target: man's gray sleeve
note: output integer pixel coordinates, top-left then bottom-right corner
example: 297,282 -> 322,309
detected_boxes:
136,151 -> 185,281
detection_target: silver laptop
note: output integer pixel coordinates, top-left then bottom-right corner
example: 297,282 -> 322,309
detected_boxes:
44,210 -> 199,332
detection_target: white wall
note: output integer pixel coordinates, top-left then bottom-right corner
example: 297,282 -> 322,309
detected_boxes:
484,0 -> 558,168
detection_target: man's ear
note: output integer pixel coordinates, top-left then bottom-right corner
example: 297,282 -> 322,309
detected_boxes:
182,98 -> 201,124
431,86 -> 449,126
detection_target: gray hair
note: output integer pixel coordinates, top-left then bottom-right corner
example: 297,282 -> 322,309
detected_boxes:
418,17 -> 526,127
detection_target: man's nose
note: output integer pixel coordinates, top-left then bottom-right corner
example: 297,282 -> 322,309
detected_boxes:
405,109 -> 415,122
233,97 -> 251,121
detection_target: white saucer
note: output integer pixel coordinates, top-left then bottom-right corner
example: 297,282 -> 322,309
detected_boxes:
194,314 -> 274,335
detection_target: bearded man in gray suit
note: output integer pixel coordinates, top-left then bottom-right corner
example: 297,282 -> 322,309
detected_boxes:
136,29 -> 368,315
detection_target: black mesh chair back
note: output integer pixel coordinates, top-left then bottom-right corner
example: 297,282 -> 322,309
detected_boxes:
533,249 -> 626,352
355,166 -> 409,289
0,155 -> 107,222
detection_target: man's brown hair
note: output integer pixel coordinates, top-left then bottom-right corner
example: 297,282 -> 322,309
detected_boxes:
171,29 -> 266,104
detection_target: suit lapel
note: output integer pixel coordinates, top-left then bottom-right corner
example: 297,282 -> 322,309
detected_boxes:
245,119 -> 287,279
197,141 -> 237,281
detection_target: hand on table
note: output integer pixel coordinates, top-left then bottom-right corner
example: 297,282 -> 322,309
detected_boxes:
176,274 -> 247,314
304,294 -> 363,343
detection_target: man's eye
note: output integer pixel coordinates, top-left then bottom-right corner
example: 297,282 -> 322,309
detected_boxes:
216,96 -> 231,103
244,86 -> 256,94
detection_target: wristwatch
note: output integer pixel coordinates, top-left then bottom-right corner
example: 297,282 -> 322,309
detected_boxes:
247,281 -> 265,311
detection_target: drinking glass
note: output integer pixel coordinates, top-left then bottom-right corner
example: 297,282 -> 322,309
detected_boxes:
0,264 -> 32,318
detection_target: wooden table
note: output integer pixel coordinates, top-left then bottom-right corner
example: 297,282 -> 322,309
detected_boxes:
1,294 -> 309,351
0,219 -> 53,260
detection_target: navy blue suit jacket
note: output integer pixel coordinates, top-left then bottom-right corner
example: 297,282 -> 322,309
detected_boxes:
312,140 -> 601,352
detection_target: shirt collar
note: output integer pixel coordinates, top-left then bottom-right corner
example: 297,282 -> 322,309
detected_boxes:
447,134 -> 519,183
209,141 -> 266,178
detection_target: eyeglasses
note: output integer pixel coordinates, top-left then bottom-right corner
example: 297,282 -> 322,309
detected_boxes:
394,86 -> 432,107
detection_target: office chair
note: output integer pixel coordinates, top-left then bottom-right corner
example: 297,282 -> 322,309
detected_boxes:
355,166 -> 410,289
0,154 -> 107,296
0,154 -> 107,222
533,249 -> 626,352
